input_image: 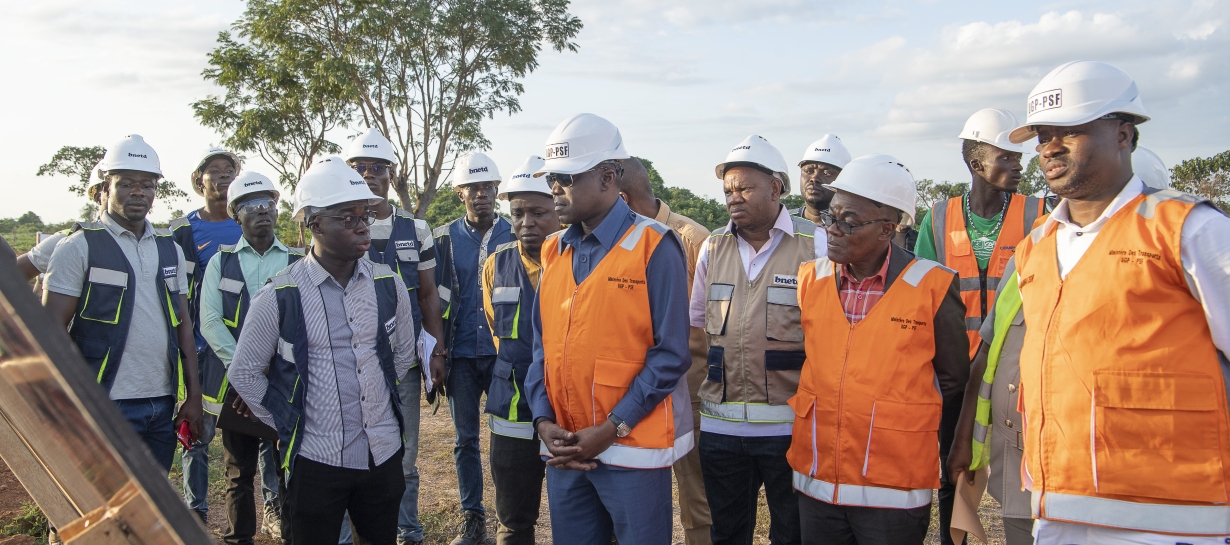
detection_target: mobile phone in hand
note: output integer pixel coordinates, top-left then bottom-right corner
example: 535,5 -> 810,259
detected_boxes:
177,420 -> 194,450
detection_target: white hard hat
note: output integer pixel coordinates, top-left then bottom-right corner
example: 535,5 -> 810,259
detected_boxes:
959,108 -> 1025,153
1009,61 -> 1150,144
99,134 -> 162,177
88,161 -> 107,201
499,155 -> 550,200
346,127 -> 399,165
1133,146 -> 1170,190
453,152 -> 501,186
715,134 -> 792,193
799,134 -> 852,169
227,171 -> 281,218
192,147 -> 242,195
535,113 -> 631,177
828,154 -> 918,227
292,156 -> 382,222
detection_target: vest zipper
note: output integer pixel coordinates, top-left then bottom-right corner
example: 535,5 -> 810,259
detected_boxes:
740,278 -> 753,414
833,321 -> 856,503
563,285 -> 579,429
979,268 -> 988,319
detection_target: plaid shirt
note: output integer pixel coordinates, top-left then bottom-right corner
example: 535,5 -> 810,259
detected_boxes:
837,248 -> 891,324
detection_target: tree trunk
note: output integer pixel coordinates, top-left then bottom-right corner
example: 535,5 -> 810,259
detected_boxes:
415,183 -> 440,219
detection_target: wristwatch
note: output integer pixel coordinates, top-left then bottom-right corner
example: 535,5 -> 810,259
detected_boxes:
607,413 -> 632,438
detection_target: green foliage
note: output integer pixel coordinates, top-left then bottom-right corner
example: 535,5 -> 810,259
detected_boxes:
276,200 -> 308,247
637,157 -> 729,230
781,195 -> 806,211
1171,150 -> 1230,209
426,185 -> 468,230
1,501 -> 48,544
79,203 -> 98,222
1018,155 -> 1047,197
17,212 -> 41,225
914,178 -> 968,226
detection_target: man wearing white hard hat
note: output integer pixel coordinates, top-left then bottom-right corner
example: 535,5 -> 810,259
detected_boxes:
525,113 -> 692,544
690,134 -> 828,545
228,157 -> 417,545
178,146 -> 247,523
1000,61 -> 1230,544
619,157 -> 714,545
17,162 -> 107,281
788,154 -> 969,543
479,155 -> 557,545
432,150 -> 515,545
791,134 -> 851,224
44,135 -> 204,471
199,171 -> 301,544
1133,146 -> 1171,190
346,127 -> 444,545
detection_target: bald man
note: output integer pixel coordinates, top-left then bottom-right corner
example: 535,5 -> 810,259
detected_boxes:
619,158 -> 713,545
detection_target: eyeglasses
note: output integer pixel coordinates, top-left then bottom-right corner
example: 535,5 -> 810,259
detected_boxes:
236,197 -> 277,215
315,210 -> 377,229
818,210 -> 892,235
352,163 -> 390,175
547,161 -> 621,188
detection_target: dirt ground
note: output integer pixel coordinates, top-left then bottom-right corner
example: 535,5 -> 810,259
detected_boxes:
0,395 -> 1009,544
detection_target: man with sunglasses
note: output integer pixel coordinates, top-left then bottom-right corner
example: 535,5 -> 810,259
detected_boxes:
346,128 -> 444,545
228,157 -> 417,545
790,154 -> 968,543
689,134 -> 825,545
525,113 -> 692,544
200,171 -> 301,545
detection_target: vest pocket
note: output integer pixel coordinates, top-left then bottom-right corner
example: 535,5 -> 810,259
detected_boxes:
864,400 -> 942,489
485,358 -> 517,419
80,267 -> 128,324
765,287 -> 803,342
699,347 -> 724,403
706,284 -> 735,336
72,336 -> 110,380
592,356 -> 671,448
765,350 -> 804,406
1092,371 -> 1226,502
491,287 -> 521,339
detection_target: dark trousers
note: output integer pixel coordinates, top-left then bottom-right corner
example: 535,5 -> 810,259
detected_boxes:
222,429 -> 286,545
698,432 -> 800,545
798,493 -> 929,545
489,432 -> 545,545
287,451 -> 405,545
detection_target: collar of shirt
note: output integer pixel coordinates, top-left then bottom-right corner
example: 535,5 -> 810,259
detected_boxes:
100,212 -> 155,241
654,199 -> 674,224
233,235 -> 290,256
560,197 -> 636,253
462,215 -> 510,237
303,250 -> 372,288
838,245 -> 891,288
1044,175 -> 1144,234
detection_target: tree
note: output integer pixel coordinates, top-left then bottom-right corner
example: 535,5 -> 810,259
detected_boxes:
1171,150 -> 1230,210
637,157 -> 729,231
80,203 -> 98,222
1017,155 -> 1048,197
914,178 -> 968,224
194,28 -> 349,192
425,184 -> 468,229
37,145 -> 187,201
17,212 -> 41,226
228,0 -> 582,217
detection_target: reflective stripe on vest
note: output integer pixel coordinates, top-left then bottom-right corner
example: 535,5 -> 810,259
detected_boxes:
1033,490 -> 1230,535
540,430 -> 697,470
792,471 -> 932,509
488,414 -> 534,440
700,399 -> 794,424
970,270 -> 1022,471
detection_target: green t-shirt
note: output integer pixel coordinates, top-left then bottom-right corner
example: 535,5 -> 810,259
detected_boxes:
914,195 -> 1002,270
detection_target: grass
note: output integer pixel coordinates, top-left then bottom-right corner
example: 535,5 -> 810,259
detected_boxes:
2,502 -> 49,545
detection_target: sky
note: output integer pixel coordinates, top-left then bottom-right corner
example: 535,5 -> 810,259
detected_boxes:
1,0 -> 1227,223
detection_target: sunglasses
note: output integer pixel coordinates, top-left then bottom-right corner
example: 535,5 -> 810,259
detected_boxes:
352,163 -> 390,175
315,210 -> 377,229
547,161 -> 622,188
236,197 -> 277,215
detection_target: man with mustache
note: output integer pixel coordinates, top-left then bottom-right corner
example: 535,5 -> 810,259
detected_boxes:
228,157 -> 417,545
691,135 -> 826,545
911,108 -> 1045,544
346,127 -> 445,545
43,134 -> 203,471
790,154 -> 968,544
790,134 -> 851,225
433,151 -> 515,545
199,171 -> 300,545
526,113 -> 692,544
1003,61 -> 1230,544
479,155 -> 557,545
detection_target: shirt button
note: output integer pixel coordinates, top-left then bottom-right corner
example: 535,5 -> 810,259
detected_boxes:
353,343 -> 359,349
857,294 -> 864,299
1007,384 -> 1017,393
349,317 -> 354,322
579,255 -> 587,263
1075,232 -> 1084,236
361,396 -> 365,401
1005,420 -> 1014,429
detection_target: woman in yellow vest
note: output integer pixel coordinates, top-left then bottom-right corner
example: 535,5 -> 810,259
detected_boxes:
788,154 -> 970,543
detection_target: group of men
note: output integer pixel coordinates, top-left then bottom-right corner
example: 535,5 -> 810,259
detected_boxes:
16,58 -> 1230,545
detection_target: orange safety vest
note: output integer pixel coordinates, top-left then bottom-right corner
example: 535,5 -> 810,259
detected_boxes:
930,193 -> 1044,356
787,256 -> 955,509
1015,188 -> 1230,535
538,216 -> 693,469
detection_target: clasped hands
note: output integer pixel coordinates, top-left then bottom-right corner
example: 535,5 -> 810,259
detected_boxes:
535,419 -> 618,471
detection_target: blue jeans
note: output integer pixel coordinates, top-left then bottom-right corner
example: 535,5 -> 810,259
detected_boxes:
446,356 -> 494,514
699,432 -> 800,545
182,412 -> 219,516
258,439 -> 280,506
546,463 -> 672,545
115,396 -> 178,471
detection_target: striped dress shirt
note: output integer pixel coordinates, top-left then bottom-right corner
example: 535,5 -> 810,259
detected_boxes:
228,253 -> 417,469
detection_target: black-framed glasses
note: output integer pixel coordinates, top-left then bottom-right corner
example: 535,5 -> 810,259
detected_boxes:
352,163 -> 390,175
236,197 -> 277,215
547,160 -> 622,188
315,210 -> 377,229
819,210 -> 891,235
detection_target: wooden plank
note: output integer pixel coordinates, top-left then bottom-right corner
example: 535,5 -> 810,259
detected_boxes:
0,409 -> 80,526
